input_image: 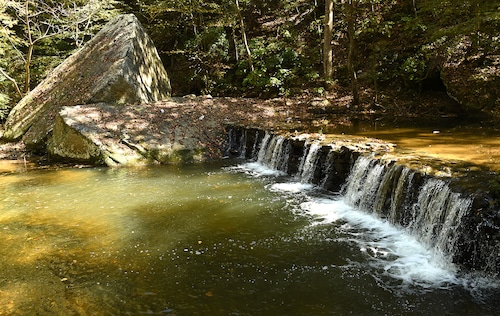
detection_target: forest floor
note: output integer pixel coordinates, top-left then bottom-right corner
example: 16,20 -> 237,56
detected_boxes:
0,86 -> 470,171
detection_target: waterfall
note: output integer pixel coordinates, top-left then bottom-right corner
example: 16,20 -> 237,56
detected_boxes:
254,132 -> 290,172
238,129 -> 247,158
226,128 -> 252,158
250,130 -> 260,160
227,126 -> 494,275
297,142 -> 321,183
410,179 -> 472,257
256,132 -> 272,162
388,166 -> 415,225
342,156 -> 473,260
343,157 -> 386,211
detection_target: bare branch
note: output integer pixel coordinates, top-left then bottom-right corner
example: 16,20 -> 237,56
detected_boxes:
1,24 -> 26,63
0,67 -> 23,99
2,0 -> 117,96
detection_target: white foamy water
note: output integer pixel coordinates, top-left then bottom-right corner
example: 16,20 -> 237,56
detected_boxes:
269,182 -> 315,193
300,198 -> 459,288
236,162 -> 287,177
239,160 -> 461,289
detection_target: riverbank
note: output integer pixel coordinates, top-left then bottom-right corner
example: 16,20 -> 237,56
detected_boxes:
0,88 -> 495,171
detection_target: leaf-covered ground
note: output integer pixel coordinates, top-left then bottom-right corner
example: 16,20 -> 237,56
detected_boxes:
0,87 -> 468,171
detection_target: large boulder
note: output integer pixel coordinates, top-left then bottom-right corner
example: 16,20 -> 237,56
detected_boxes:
2,14 -> 171,151
47,97 -> 230,166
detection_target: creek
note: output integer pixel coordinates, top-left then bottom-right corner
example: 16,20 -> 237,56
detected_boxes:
323,117 -> 500,171
1,155 -> 499,314
2,117 -> 500,314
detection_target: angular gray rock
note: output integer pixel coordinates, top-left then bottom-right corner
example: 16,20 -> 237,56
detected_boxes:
47,97 -> 226,166
2,14 -> 171,151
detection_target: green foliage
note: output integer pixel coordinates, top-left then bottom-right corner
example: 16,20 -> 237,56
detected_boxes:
400,54 -> 427,84
0,0 -> 498,106
0,91 -> 10,122
237,37 -> 303,97
342,0 -> 500,95
399,37 -> 443,85
0,0 -> 119,112
138,0 -> 322,96
184,26 -> 231,94
401,16 -> 427,34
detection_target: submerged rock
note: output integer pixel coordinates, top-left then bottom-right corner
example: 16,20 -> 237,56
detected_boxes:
2,14 -> 171,151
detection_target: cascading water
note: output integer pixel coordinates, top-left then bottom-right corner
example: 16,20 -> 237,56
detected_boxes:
233,130 -> 468,288
228,128 -> 498,283
248,131 -> 291,173
237,129 -> 247,158
342,156 -> 473,261
411,179 -> 472,257
296,142 -> 321,183
250,130 -> 260,159
343,157 -> 386,212
255,132 -> 272,163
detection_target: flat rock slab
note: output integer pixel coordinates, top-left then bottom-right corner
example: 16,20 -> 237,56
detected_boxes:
2,14 -> 171,150
49,97 -> 280,166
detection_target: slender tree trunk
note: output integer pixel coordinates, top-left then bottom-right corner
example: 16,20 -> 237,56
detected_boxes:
347,0 -> 359,105
25,43 -> 34,94
235,0 -> 253,71
232,28 -> 239,62
323,0 -> 334,85
224,27 -> 239,63
24,0 -> 32,93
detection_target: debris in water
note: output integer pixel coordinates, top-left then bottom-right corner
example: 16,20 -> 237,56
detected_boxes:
161,308 -> 174,313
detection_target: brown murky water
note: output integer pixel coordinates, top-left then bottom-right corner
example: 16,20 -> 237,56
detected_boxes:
326,118 -> 500,171
0,161 -> 499,315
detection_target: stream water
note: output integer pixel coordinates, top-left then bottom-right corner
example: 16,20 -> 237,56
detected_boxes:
325,118 -> 500,171
1,160 -> 499,315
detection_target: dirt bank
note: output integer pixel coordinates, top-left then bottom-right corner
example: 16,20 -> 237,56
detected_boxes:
0,88 -> 472,170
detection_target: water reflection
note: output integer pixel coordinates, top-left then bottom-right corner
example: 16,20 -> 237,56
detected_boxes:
326,120 -> 500,170
0,163 -> 498,315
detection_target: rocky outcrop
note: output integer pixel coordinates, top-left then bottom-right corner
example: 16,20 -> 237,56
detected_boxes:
47,97 -> 232,166
2,14 -> 171,151
227,125 -> 500,276
47,95 -> 351,166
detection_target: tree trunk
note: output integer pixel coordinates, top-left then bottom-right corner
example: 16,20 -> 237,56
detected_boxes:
347,0 -> 359,106
225,27 -> 239,63
25,43 -> 34,94
24,0 -> 32,94
323,0 -> 334,85
235,0 -> 253,71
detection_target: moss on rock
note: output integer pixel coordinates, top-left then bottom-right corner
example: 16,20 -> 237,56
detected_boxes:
2,14 -> 171,151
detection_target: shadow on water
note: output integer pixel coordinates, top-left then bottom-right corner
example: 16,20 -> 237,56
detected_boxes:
0,163 -> 500,315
